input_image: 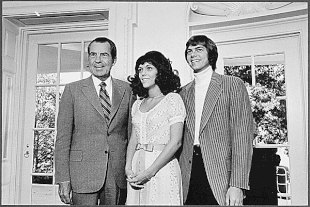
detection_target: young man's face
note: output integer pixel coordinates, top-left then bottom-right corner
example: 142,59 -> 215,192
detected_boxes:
186,44 -> 210,73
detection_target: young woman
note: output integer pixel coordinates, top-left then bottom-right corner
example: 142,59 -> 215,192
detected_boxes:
126,51 -> 186,205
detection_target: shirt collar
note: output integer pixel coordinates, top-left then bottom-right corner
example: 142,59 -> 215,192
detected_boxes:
92,75 -> 112,88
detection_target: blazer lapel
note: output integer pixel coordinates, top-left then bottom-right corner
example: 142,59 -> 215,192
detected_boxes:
184,81 -> 196,141
199,72 -> 223,135
109,78 -> 125,124
81,76 -> 106,120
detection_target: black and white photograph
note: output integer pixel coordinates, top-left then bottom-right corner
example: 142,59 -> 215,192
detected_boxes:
2,1 -> 308,205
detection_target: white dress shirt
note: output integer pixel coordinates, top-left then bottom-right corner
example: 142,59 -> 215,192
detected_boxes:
194,66 -> 213,145
92,75 -> 113,103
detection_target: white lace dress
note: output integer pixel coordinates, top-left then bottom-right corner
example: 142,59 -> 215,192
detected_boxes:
126,92 -> 186,205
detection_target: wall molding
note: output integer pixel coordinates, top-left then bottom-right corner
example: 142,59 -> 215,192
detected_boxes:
190,2 -> 294,17
124,2 -> 138,79
189,9 -> 307,32
2,2 -> 114,18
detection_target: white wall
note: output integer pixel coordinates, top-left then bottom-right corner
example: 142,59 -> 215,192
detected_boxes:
133,2 -> 191,85
2,2 -> 192,85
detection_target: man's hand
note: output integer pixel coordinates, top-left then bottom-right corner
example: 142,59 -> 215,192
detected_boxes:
58,181 -> 72,204
225,186 -> 244,206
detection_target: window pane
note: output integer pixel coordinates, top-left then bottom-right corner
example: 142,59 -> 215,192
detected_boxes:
277,147 -> 291,205
32,175 -> 53,184
255,54 -> 285,96
83,41 -> 92,78
60,43 -> 82,84
224,54 -> 287,144
252,97 -> 287,144
245,147 -> 290,205
253,53 -> 287,144
32,130 -> 55,173
59,86 -> 65,101
224,56 -> 252,86
35,86 -> 56,128
37,44 -> 58,85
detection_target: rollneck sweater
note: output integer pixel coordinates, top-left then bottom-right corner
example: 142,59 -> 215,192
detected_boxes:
193,66 -> 213,145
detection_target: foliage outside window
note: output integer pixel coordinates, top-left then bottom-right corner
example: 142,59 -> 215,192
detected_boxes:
224,64 -> 287,145
33,74 -> 57,180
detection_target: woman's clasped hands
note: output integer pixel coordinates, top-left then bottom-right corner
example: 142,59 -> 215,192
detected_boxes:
126,168 -> 153,189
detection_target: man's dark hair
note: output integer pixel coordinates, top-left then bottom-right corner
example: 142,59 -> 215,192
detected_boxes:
88,37 -> 117,62
128,51 -> 181,98
185,35 -> 218,70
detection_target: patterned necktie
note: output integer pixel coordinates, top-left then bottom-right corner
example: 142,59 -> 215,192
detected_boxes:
99,82 -> 111,121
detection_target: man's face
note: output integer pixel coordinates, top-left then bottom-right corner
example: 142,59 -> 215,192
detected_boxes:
88,42 -> 115,80
186,44 -> 210,73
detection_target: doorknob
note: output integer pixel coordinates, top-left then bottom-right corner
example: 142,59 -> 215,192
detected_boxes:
24,144 -> 30,158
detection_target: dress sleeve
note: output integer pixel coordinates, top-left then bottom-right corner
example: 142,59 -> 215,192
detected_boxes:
131,99 -> 139,117
167,93 -> 186,125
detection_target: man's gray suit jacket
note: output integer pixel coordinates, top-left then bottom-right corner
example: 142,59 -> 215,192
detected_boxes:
55,76 -> 135,193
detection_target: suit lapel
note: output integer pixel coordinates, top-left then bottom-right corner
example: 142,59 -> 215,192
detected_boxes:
81,76 -> 106,120
199,72 -> 223,135
109,78 -> 125,124
184,81 -> 196,141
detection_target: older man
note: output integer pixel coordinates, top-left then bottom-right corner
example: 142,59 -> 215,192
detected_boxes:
55,37 -> 136,205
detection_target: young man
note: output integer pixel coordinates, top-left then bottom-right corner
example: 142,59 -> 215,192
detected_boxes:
55,37 -> 136,205
178,35 -> 254,205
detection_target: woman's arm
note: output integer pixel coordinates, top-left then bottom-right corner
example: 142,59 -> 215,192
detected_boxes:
125,125 -> 138,179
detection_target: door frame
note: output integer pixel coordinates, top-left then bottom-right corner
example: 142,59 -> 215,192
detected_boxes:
217,33 -> 305,203
9,3 -> 138,203
188,12 -> 308,205
22,29 -> 110,204
14,20 -> 110,204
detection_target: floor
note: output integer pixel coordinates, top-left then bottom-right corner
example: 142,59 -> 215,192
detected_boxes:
32,185 -> 292,205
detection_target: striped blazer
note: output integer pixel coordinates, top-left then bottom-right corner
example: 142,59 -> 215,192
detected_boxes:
178,72 -> 254,205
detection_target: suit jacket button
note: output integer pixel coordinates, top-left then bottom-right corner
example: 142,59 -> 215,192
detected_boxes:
189,160 -> 192,164
105,150 -> 108,154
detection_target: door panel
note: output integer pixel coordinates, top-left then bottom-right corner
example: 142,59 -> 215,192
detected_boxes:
216,34 -> 307,205
2,18 -> 19,205
21,30 -> 107,204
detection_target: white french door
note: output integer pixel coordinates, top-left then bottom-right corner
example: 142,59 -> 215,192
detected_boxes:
20,30 -> 107,204
216,34 -> 307,205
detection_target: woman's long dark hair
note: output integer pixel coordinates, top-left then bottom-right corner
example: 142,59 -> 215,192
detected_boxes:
128,51 -> 181,98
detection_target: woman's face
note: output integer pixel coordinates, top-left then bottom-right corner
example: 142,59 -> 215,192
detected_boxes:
138,62 -> 158,89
